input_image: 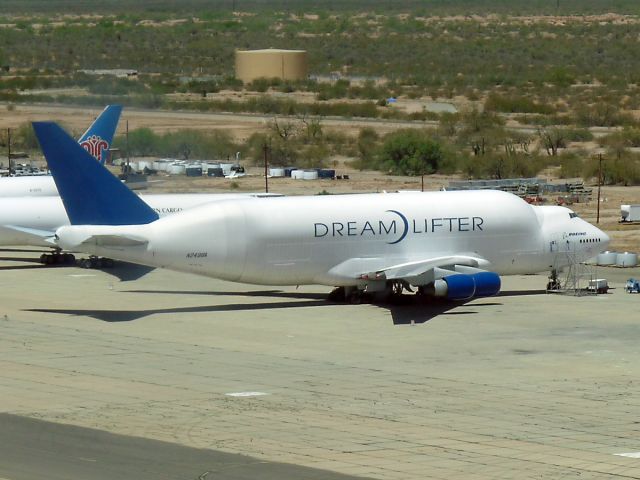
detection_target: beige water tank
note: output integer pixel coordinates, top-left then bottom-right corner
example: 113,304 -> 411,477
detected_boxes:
235,49 -> 308,83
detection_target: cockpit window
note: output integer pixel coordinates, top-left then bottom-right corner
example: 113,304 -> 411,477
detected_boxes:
569,212 -> 579,218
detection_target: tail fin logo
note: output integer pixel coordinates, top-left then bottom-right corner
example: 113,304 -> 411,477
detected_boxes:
80,135 -> 109,162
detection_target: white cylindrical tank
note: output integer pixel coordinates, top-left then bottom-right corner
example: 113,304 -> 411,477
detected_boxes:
153,160 -> 170,171
269,168 -> 285,177
291,169 -> 304,179
302,170 -> 318,180
138,160 -> 153,170
137,160 -> 154,171
167,163 -> 186,175
235,49 -> 308,83
616,252 -> 638,267
585,256 -> 599,265
597,251 -> 618,266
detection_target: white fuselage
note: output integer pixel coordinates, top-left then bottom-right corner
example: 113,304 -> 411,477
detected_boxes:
0,193 -> 273,246
0,176 -> 58,197
56,190 -> 610,287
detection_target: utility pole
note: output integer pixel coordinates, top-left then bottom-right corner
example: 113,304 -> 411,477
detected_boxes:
596,153 -> 602,224
421,173 -> 424,192
263,142 -> 269,193
125,120 -> 130,172
7,128 -> 12,175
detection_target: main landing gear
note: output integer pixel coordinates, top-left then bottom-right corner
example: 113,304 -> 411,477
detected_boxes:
78,256 -> 115,269
328,281 -> 415,304
39,250 -> 75,265
38,250 -> 115,269
327,286 -> 360,303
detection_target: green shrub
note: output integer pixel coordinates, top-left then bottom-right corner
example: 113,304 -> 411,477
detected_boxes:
484,93 -> 555,115
559,153 -> 585,178
379,129 -> 444,175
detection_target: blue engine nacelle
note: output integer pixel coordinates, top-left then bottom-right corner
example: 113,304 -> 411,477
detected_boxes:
432,272 -> 501,300
438,274 -> 476,300
471,271 -> 501,297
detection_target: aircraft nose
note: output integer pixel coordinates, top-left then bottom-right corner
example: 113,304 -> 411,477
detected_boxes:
589,222 -> 610,251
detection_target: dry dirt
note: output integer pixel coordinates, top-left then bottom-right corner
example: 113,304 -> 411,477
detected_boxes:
1,102 -> 639,253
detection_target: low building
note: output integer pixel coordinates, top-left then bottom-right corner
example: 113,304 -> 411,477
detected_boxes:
79,69 -> 138,78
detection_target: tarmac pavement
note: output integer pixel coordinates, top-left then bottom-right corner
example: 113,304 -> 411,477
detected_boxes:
1,247 -> 640,479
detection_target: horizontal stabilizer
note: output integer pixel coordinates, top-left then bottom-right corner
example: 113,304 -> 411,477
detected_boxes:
2,225 -> 56,244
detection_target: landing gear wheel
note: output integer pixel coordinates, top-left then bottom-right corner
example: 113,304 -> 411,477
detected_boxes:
349,290 -> 362,305
327,286 -> 346,302
547,269 -> 560,291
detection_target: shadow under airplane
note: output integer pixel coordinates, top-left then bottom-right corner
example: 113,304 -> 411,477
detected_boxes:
125,288 -> 481,324
28,298 -> 333,323
0,254 -> 153,280
0,252 -> 55,271
25,286 -> 546,325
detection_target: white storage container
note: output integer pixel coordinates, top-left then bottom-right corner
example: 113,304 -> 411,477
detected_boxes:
597,251 -> 617,266
616,252 -> 638,267
137,160 -> 154,171
220,163 -> 234,175
167,163 -> 186,175
621,205 -> 640,222
302,170 -> 318,180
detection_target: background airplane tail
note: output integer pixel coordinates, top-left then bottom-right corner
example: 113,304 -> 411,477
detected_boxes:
33,121 -> 159,226
78,105 -> 122,165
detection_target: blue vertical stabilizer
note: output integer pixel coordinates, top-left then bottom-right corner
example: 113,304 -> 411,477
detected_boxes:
32,121 -> 159,226
77,105 -> 122,164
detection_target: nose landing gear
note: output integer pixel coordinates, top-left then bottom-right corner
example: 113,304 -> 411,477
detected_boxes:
546,269 -> 560,291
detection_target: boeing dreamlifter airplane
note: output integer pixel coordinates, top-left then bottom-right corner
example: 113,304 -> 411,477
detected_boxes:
34,121 -> 610,301
0,105 -> 122,196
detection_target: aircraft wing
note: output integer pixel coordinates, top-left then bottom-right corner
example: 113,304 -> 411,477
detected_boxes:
329,254 -> 490,283
365,255 -> 490,281
329,254 -> 499,300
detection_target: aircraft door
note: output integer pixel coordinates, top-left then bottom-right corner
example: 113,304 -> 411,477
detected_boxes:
549,232 -> 571,253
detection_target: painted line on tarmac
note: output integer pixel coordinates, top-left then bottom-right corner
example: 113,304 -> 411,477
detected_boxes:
614,452 -> 640,458
225,391 -> 269,397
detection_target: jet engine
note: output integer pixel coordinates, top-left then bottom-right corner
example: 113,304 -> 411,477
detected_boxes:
430,270 -> 501,300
